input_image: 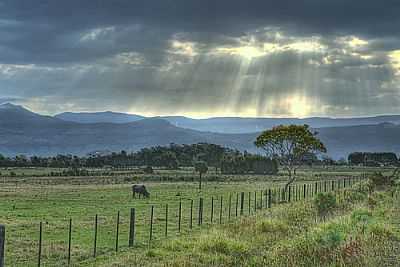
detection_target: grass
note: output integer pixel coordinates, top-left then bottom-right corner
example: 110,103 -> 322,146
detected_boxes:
84,182 -> 400,267
0,167 -> 396,266
1,179 -> 296,266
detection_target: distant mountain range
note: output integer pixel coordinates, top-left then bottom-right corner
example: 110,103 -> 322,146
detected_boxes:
1,103 -> 400,159
56,110 -> 400,134
56,111 -> 145,124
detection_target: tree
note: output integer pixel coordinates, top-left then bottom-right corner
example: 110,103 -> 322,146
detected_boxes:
255,124 -> 326,195
194,161 -> 208,190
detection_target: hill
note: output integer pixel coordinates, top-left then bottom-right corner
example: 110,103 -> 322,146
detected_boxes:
55,110 -> 400,133
2,103 -> 400,158
55,111 -> 145,123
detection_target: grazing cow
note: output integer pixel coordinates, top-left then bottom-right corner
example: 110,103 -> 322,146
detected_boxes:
132,184 -> 150,198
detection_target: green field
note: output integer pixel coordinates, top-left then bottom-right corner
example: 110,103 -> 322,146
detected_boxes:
0,166 -> 395,266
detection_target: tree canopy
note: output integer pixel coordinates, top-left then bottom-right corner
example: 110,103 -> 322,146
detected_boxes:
255,124 -> 326,192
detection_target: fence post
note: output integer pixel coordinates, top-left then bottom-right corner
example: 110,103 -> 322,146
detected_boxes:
38,222 -> 42,267
228,194 -> 232,221
68,219 -> 72,265
129,208 -> 135,247
288,186 -> 291,202
268,189 -> 272,208
178,200 -> 182,233
260,190 -> 263,209
236,193 -> 239,217
198,198 -> 203,226
190,200 -> 193,229
115,211 -> 120,252
240,192 -> 244,215
211,197 -> 214,223
265,189 -> 268,208
314,182 -> 318,195
219,196 -> 223,224
331,180 -> 335,191
0,225 -> 4,267
254,191 -> 257,211
248,192 -> 251,215
149,206 -> 154,244
93,215 -> 98,258
165,204 -> 168,237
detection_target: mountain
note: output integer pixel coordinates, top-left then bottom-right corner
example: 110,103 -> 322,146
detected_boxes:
162,116 -> 400,133
0,103 -> 254,156
2,103 -> 400,158
55,110 -> 400,133
55,111 -> 145,123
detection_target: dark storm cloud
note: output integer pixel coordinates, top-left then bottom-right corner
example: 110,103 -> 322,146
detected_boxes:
1,0 -> 400,117
1,0 -> 400,64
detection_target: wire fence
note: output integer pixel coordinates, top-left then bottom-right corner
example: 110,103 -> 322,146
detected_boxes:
0,176 -> 365,266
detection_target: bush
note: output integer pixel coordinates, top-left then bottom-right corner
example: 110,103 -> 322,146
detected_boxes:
314,192 -> 336,219
369,172 -> 395,189
143,166 -> 154,174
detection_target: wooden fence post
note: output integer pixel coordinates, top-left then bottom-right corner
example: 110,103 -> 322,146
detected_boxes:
248,192 -> 251,215
228,194 -> 232,221
254,191 -> 257,211
265,189 -> 268,208
219,196 -> 223,224
0,225 -> 5,267
288,186 -> 291,202
260,190 -> 263,209
331,180 -> 335,191
68,219 -> 72,265
178,200 -> 182,233
38,222 -> 43,267
190,200 -> 193,229
129,208 -> 135,247
198,198 -> 203,226
268,189 -> 272,208
235,193 -> 239,217
93,215 -> 98,258
115,211 -> 120,252
165,204 -> 168,237
149,206 -> 154,244
211,197 -> 214,223
240,192 -> 244,216
314,182 -> 318,195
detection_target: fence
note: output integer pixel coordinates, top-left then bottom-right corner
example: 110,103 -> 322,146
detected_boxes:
0,176 -> 365,266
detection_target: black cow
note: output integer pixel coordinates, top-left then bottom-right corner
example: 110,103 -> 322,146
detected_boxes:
132,184 -> 150,198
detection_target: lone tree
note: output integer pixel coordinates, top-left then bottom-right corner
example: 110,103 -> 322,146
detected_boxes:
194,161 -> 208,190
255,124 -> 326,195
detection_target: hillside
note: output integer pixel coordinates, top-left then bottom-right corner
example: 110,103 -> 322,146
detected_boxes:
2,103 -> 400,158
55,110 -> 400,133
0,104 -> 254,156
55,111 -> 145,123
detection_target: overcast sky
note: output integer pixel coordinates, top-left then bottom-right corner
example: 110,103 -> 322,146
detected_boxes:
1,0 -> 400,118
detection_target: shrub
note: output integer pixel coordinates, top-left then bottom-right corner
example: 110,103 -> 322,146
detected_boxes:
369,172 -> 394,189
314,192 -> 336,219
197,232 -> 248,257
143,166 -> 154,174
256,219 -> 289,235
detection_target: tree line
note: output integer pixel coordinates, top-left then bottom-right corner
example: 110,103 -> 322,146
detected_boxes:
0,143 -> 278,175
348,152 -> 398,166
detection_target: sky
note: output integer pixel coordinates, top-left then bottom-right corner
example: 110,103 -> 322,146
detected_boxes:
0,1 -> 400,118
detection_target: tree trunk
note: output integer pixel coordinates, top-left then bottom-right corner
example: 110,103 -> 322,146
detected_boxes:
199,173 -> 202,190
283,169 -> 296,200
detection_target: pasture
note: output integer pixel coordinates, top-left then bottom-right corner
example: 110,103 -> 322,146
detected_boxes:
0,166 -> 393,266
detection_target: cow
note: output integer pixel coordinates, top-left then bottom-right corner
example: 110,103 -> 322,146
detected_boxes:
132,184 -> 150,199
